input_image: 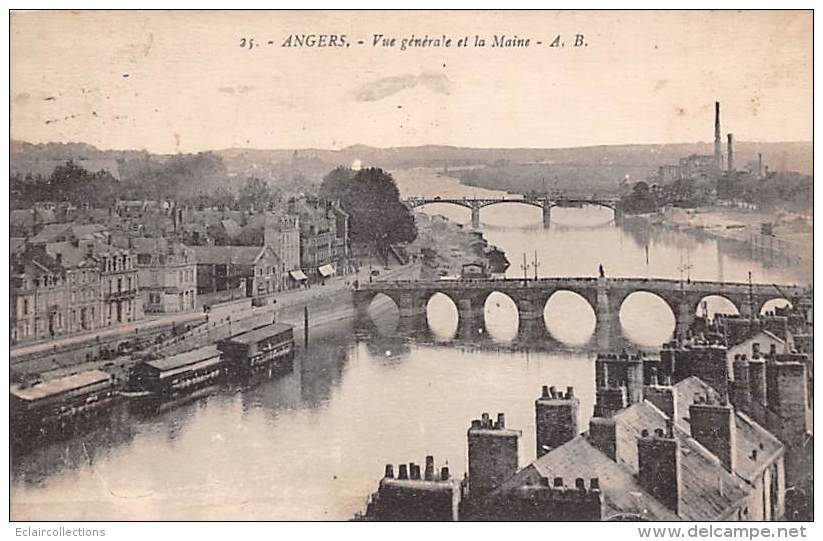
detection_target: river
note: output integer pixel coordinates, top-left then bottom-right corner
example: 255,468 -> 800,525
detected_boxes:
10,167 -> 811,520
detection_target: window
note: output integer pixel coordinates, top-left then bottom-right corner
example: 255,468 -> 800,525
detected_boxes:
22,299 -> 28,315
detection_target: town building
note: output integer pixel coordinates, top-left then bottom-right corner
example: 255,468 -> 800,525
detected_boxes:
261,211 -> 302,289
468,376 -> 784,521
289,197 -> 350,282
10,237 -> 143,345
127,237 -> 198,313
194,245 -> 281,301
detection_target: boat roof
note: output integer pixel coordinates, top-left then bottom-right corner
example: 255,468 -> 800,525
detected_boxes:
144,345 -> 220,372
11,370 -> 111,401
222,323 -> 294,346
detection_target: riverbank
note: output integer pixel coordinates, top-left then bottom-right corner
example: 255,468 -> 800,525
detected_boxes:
12,261 -> 419,387
407,212 -> 508,279
629,205 -> 812,271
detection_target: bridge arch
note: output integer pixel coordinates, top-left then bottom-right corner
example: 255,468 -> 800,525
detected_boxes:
695,294 -> 741,320
477,199 -> 545,210
617,290 -> 677,346
406,199 -> 475,211
759,297 -> 793,316
425,291 -> 459,341
359,291 -> 401,314
483,290 -> 520,343
548,200 -> 616,212
543,289 -> 597,345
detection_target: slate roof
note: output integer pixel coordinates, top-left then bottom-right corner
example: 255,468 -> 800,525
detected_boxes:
29,223 -> 107,244
11,370 -> 111,401
494,435 -> 678,521
493,398 -> 751,521
194,245 -> 277,266
144,345 -> 221,372
220,218 -> 243,238
673,377 -> 784,484
221,323 -> 294,346
44,241 -> 96,268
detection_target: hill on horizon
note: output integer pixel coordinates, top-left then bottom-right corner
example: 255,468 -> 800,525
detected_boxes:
10,139 -> 812,196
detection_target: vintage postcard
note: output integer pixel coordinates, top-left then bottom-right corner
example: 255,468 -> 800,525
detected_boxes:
8,10 -> 813,524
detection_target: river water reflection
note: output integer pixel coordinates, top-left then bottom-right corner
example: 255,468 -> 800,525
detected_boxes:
10,168 -> 810,520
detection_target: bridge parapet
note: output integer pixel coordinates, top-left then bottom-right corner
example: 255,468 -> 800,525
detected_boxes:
355,276 -> 811,340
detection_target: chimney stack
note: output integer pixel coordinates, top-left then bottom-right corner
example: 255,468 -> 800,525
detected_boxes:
588,416 -> 617,461
643,381 -> 677,421
758,153 -> 763,178
637,422 -> 681,514
535,384 -> 580,457
468,412 -> 521,499
689,396 -> 737,473
714,101 -> 722,169
727,133 -> 734,173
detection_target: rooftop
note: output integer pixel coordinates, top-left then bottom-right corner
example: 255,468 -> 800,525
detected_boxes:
220,323 -> 294,346
493,435 -> 677,521
144,345 -> 221,372
673,377 -> 783,483
193,245 -> 275,265
11,370 -> 111,401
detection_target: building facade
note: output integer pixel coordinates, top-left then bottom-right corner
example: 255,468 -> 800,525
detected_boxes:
130,238 -> 197,313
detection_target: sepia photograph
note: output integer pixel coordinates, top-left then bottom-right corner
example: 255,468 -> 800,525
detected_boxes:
6,9 -> 814,525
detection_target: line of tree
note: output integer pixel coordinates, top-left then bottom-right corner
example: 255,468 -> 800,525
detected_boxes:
10,161 -> 119,208
621,170 -> 813,214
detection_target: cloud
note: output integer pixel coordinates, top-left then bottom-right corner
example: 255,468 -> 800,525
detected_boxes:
217,85 -> 256,95
354,71 -> 453,102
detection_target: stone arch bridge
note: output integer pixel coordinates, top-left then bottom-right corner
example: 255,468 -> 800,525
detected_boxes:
354,276 -> 811,338
403,196 -> 623,228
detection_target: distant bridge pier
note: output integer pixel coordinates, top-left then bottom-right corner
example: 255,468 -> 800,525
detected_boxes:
513,293 -> 547,321
470,205 -> 481,229
613,204 -> 624,226
457,292 -> 486,323
595,278 -> 615,351
517,317 -> 548,342
595,277 -> 616,327
542,204 -> 552,228
397,292 -> 427,318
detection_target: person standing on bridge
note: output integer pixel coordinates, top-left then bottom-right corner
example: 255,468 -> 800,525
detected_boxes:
599,264 -> 605,278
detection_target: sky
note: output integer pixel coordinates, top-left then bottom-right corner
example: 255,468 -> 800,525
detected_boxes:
10,10 -> 812,154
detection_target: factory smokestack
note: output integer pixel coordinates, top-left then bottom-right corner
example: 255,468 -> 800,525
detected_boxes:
758,153 -> 763,178
714,101 -> 722,170
727,133 -> 734,173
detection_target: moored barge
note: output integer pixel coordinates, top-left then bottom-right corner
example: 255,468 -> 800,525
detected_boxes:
127,345 -> 225,402
11,369 -> 117,433
218,323 -> 295,375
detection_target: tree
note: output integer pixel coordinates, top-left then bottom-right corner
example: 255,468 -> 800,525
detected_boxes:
237,177 -> 274,210
620,181 -> 658,214
320,167 -> 417,251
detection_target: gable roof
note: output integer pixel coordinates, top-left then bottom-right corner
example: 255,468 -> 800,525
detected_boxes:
494,397 -> 751,521
193,245 -> 278,266
673,377 -> 784,484
494,435 -> 678,521
613,401 -> 750,521
220,218 -> 243,238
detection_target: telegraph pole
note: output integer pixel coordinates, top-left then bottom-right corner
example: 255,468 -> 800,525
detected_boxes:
520,253 -> 530,286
